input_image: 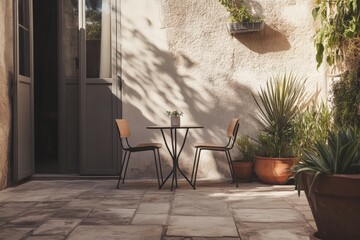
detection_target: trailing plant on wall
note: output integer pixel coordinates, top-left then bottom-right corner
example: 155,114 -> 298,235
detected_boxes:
218,0 -> 261,23
313,0 -> 360,70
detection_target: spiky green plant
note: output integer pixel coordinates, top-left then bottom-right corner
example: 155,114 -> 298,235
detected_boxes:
236,135 -> 257,162
252,72 -> 308,157
294,127 -> 360,195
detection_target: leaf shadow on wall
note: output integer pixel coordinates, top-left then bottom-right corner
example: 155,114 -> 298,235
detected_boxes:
234,24 -> 291,54
121,15 -> 260,180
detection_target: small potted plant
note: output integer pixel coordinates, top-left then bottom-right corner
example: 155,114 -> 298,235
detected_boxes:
166,110 -> 183,127
293,127 -> 360,240
233,135 -> 256,182
218,0 -> 264,34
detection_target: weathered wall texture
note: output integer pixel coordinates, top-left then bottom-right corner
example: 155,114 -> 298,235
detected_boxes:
121,0 -> 325,179
0,0 -> 13,189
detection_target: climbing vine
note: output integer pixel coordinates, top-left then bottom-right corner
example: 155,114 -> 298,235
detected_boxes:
313,0 -> 360,71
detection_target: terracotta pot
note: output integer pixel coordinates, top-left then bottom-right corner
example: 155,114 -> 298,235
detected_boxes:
232,161 -> 254,182
254,156 -> 298,184
302,172 -> 360,240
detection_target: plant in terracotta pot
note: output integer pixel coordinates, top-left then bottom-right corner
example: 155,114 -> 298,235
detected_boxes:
233,135 -> 256,182
252,71 -> 308,184
293,127 -> 360,240
166,110 -> 183,127
218,0 -> 264,34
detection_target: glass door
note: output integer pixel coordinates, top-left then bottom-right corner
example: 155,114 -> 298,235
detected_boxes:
78,0 -> 121,174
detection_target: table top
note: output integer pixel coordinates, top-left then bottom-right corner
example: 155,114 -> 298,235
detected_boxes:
147,125 -> 204,129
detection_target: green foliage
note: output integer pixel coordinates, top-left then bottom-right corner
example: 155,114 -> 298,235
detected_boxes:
332,72 -> 360,128
294,127 -> 360,195
166,110 -> 183,117
218,0 -> 261,23
313,0 -> 360,69
235,135 -> 257,162
293,101 -> 332,156
252,72 -> 308,158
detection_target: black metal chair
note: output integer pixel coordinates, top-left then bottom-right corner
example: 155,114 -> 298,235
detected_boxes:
115,119 -> 163,189
191,118 -> 240,188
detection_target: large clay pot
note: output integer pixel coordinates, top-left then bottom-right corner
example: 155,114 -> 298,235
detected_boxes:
232,161 -> 254,182
302,173 -> 360,240
254,156 -> 298,184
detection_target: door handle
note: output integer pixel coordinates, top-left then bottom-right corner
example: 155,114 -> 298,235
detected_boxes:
118,75 -> 122,91
75,57 -> 79,70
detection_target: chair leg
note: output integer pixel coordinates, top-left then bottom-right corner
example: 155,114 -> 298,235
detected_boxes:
193,149 -> 202,188
117,150 -> 128,189
226,150 -> 238,187
157,148 -> 163,184
191,148 -> 198,183
122,151 -> 132,183
153,150 -> 161,189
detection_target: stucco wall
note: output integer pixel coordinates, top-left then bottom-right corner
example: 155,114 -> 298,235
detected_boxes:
121,0 -> 325,179
0,0 -> 13,189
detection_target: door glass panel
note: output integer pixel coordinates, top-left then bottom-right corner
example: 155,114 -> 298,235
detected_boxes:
63,0 -> 79,78
18,0 -> 29,28
18,0 -> 30,77
85,0 -> 111,78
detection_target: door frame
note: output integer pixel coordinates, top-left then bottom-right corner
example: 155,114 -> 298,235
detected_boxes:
13,0 -> 35,181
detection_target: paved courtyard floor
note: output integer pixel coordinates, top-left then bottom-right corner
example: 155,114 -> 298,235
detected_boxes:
0,178 -> 317,240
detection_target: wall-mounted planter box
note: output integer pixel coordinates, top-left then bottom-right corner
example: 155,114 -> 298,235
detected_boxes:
226,21 -> 264,34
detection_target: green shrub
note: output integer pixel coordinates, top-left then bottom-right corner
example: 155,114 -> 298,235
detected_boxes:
332,72 -> 360,128
293,101 -> 332,156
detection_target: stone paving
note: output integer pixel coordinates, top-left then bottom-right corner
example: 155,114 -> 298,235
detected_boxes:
0,179 -> 316,240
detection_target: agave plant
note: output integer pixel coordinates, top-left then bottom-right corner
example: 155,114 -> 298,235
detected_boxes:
253,72 -> 308,157
294,127 -> 360,195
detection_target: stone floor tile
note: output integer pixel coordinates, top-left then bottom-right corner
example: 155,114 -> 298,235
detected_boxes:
137,202 -> 170,214
301,210 -> 315,221
172,198 -> 230,216
32,219 -> 82,235
67,225 -> 163,240
24,236 -> 65,240
82,208 -> 135,225
34,201 -> 68,210
142,194 -> 173,203
132,213 -> 168,225
192,238 -> 240,240
9,212 -> 52,226
0,206 -> 28,218
0,227 -> 32,240
167,215 -> 238,237
237,222 -> 312,240
97,199 -> 140,209
234,208 -> 306,223
5,194 -> 49,202
66,199 -> 100,208
46,192 -> 82,201
228,198 -> 293,209
308,220 -> 317,231
52,207 -> 92,218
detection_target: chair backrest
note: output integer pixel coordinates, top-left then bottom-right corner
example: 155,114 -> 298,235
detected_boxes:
115,119 -> 131,138
226,118 -> 240,148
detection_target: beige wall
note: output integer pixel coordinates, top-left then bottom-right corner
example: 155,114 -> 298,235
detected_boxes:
122,0 -> 324,180
0,0 -> 13,189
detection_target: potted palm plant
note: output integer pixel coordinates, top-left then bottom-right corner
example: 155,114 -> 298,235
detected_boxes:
218,0 -> 264,34
233,135 -> 256,182
294,127 -> 360,240
252,71 -> 308,184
